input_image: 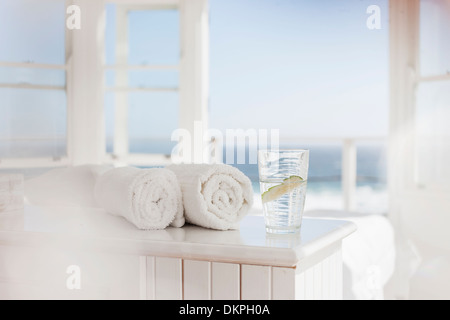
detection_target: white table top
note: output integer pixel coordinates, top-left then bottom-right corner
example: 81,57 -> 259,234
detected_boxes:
0,206 -> 356,267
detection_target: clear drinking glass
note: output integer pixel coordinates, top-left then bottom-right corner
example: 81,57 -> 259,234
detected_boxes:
258,149 -> 309,234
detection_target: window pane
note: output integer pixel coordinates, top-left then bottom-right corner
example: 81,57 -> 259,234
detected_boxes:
0,67 -> 66,87
128,10 -> 180,65
416,81 -> 450,189
105,70 -> 179,89
420,0 -> 450,76
0,0 -> 66,65
0,88 -> 66,158
128,92 -> 178,154
104,92 -> 179,155
129,70 -> 179,89
105,3 -> 117,66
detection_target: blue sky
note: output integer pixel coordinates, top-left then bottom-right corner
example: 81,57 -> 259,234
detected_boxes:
209,0 -> 389,138
0,0 -> 390,146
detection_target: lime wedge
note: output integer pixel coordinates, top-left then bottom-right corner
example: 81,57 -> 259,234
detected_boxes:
261,175 -> 304,204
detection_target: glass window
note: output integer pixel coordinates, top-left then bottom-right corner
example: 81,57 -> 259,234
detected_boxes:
0,0 -> 66,65
104,5 -> 180,158
128,92 -> 179,154
0,89 -> 66,158
128,10 -> 180,66
0,0 -> 67,162
0,67 -> 66,87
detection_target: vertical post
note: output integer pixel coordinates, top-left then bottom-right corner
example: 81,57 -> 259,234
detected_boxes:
342,139 -> 357,211
68,0 -> 106,165
179,0 -> 210,163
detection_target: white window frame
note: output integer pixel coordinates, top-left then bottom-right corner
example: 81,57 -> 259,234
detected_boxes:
103,0 -> 209,167
105,1 -> 180,166
0,0 -> 209,169
389,0 -> 450,198
0,0 -> 72,169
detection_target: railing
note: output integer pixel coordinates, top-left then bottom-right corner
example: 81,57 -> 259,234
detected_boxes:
276,136 -> 387,212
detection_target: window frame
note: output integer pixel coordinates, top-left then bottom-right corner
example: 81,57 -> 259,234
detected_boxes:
0,0 -> 210,169
103,0 -> 210,167
104,2 -> 181,166
0,0 -> 71,169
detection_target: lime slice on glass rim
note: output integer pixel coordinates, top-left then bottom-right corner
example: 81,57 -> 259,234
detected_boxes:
261,175 -> 304,204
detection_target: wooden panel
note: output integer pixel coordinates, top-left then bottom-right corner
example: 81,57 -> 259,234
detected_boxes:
294,271 -> 306,300
241,265 -> 271,300
293,245 -> 343,300
321,253 -> 331,300
184,260 -> 211,300
139,256 -> 147,300
211,262 -> 240,300
335,248 -> 343,300
313,262 -> 323,299
304,267 -> 314,300
146,256 -> 156,300
272,267 -> 295,300
154,257 -> 182,300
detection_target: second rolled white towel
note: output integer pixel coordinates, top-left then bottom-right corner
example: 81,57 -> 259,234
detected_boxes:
167,164 -> 254,230
94,167 -> 184,230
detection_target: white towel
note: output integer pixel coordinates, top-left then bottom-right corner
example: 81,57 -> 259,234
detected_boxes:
94,167 -> 184,230
0,174 -> 24,213
167,164 -> 254,230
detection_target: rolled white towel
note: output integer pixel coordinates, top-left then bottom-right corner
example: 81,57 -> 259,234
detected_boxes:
94,167 -> 184,230
167,164 -> 254,230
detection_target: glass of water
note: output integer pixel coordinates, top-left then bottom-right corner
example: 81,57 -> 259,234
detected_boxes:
258,149 -> 309,234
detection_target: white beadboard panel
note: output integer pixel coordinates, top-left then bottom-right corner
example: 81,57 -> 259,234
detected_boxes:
211,262 -> 240,300
184,260 -> 211,300
139,256 -> 147,300
329,251 -> 337,300
335,247 -> 343,300
146,256 -> 156,300
313,262 -> 323,299
294,271 -> 306,300
272,267 -> 295,300
304,267 -> 315,300
321,253 -> 331,300
295,242 -> 342,273
154,257 -> 182,300
327,247 -> 339,300
241,265 -> 271,300
292,247 -> 343,300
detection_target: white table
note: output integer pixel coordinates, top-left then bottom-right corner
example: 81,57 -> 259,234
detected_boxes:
0,206 -> 356,300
